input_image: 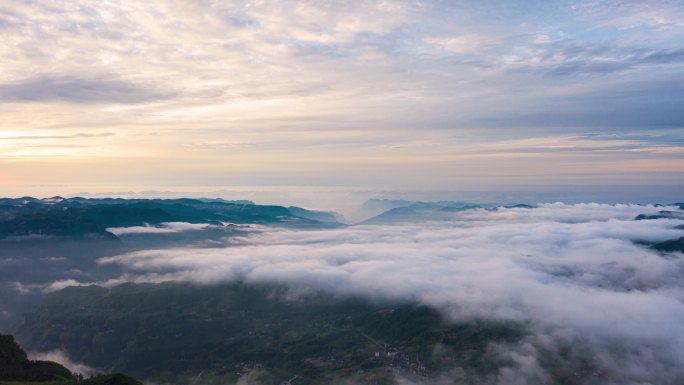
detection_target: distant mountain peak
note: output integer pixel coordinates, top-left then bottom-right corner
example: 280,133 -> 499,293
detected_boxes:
42,196 -> 66,204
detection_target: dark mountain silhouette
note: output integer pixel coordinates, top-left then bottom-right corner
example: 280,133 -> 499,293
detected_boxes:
0,334 -> 141,385
0,334 -> 73,382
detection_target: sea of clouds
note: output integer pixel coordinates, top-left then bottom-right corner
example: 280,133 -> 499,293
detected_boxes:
106,222 -> 213,236
90,203 -> 684,384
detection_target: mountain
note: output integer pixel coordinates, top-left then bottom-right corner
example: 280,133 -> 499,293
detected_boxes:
287,206 -> 344,224
357,199 -> 421,219
0,334 -> 141,385
0,197 -> 344,332
15,282 -> 524,385
362,202 -> 481,224
0,334 -> 73,382
635,210 -> 684,221
649,237 -> 684,253
0,197 -> 342,240
357,199 -> 484,220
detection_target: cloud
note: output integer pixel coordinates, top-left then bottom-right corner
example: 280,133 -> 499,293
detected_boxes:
537,46 -> 684,76
42,277 -> 134,293
29,350 -> 97,377
93,203 -> 684,383
42,279 -> 91,293
106,222 -> 214,236
9,281 -> 42,294
1,1 -> 683,191
0,75 -> 174,104
0,132 -> 115,140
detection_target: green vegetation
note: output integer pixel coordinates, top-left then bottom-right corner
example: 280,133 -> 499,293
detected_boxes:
0,335 -> 140,385
0,197 -> 342,239
16,282 -> 525,385
649,237 -> 684,253
0,334 -> 73,382
634,210 -> 684,221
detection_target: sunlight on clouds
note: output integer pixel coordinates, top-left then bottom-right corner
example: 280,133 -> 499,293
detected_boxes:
481,136 -> 645,151
0,0 -> 682,192
0,129 -> 150,161
424,34 -> 498,54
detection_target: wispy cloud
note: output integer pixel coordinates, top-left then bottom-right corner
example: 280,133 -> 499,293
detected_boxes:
0,132 -> 115,140
0,1 -> 683,195
0,75 -> 174,103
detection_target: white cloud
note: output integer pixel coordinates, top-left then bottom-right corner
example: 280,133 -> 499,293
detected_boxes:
29,350 -> 97,377
42,279 -> 90,293
93,203 -> 684,382
424,34 -> 497,54
106,222 -> 213,236
9,281 -> 42,294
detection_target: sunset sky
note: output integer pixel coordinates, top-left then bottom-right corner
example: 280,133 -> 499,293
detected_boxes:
1,1 -> 683,205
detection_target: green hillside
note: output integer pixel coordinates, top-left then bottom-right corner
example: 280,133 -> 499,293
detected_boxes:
0,335 -> 140,385
16,282 -> 526,385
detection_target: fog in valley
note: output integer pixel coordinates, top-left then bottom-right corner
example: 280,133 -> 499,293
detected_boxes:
3,200 -> 683,384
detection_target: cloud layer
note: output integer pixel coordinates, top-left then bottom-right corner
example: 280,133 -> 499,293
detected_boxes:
106,222 -> 213,236
96,203 -> 684,384
1,1 -> 683,195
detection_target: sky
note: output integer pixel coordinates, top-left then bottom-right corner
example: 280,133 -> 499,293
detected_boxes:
1,1 -> 683,205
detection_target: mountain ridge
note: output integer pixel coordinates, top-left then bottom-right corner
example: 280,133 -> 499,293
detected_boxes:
0,334 -> 142,385
0,197 -> 344,240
